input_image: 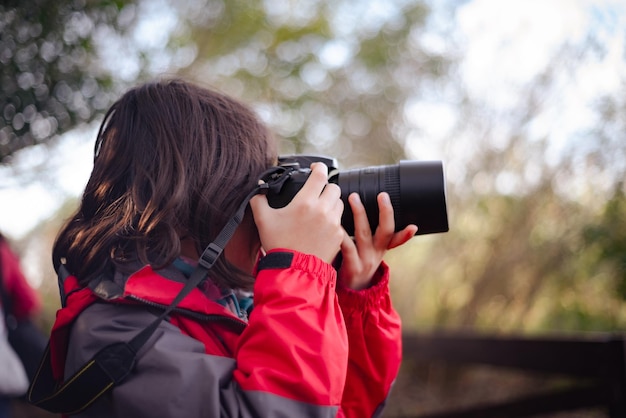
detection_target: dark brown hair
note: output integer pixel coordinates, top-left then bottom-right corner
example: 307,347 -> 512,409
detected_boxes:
53,79 -> 276,289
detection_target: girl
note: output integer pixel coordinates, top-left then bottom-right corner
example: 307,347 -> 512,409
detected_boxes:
39,79 -> 417,417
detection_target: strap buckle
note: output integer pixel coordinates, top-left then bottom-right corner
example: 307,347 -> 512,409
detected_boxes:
199,242 -> 223,270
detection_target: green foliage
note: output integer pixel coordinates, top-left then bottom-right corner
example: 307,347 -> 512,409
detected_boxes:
0,0 -> 138,164
541,300 -> 623,332
5,0 -> 626,337
583,184 -> 626,300
388,168 -> 626,334
174,0 -> 445,166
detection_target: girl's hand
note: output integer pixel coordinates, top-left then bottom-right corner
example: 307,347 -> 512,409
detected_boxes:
338,192 -> 417,290
250,163 -> 345,264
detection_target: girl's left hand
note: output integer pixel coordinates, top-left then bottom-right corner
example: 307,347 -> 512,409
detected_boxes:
338,192 -> 418,290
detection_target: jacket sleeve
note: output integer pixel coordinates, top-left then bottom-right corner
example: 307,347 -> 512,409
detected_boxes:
336,261 -> 403,418
234,249 -> 349,412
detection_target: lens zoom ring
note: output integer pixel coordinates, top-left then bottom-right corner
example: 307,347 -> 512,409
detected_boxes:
384,166 -> 401,221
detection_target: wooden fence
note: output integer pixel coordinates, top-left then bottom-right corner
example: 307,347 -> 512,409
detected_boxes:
398,332 -> 626,417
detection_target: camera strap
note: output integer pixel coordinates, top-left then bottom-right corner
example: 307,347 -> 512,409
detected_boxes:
28,172 -> 285,415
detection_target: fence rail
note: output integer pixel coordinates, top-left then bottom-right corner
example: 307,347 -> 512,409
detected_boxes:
400,332 -> 626,417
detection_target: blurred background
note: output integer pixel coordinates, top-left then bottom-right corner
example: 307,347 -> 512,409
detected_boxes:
1,0 -> 625,416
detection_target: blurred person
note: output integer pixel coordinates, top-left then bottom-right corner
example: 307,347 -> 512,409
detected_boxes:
0,233 -> 44,418
30,78 -> 418,417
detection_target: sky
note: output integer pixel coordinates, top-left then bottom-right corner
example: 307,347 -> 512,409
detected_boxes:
0,0 -> 625,241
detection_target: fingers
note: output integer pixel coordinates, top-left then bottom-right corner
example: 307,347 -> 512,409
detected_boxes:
340,229 -> 357,259
250,162 -> 344,263
350,191 -> 417,249
349,192 -> 396,248
291,162 -> 343,216
387,225 -> 418,249
339,191 -> 416,289
373,192 -> 395,248
348,193 -> 372,240
292,162 -> 331,203
252,164 -> 416,268
374,192 -> 417,249
321,181 -> 343,219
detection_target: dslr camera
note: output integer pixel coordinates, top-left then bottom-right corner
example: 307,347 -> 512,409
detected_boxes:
263,155 -> 449,236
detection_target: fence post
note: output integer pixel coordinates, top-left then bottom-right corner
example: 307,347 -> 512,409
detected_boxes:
607,338 -> 626,418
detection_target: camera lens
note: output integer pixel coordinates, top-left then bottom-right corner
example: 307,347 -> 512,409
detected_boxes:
331,161 -> 449,236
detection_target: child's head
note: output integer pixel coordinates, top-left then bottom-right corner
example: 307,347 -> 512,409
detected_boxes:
54,79 -> 276,288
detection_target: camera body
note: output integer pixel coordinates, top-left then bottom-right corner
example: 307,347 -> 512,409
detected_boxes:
264,155 -> 449,236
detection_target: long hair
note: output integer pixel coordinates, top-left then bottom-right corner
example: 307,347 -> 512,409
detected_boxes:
53,79 -> 276,289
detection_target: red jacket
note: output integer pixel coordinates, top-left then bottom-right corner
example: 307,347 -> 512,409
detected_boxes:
0,238 -> 41,319
50,249 -> 402,417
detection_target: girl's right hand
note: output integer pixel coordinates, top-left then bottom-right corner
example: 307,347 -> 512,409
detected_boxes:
250,163 -> 344,264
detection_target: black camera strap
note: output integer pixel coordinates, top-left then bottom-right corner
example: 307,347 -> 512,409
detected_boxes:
27,177 -> 278,415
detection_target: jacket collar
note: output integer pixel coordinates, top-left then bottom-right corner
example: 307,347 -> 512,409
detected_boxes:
89,263 -> 243,321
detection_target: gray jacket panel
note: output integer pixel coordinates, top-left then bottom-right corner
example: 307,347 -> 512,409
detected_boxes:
65,302 -> 338,418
